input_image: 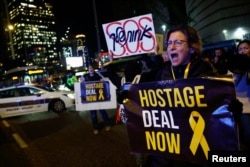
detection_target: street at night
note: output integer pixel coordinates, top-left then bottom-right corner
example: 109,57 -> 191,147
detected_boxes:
0,108 -> 137,167
1,1 -> 250,167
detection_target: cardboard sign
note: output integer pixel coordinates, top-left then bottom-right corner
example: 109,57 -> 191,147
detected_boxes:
123,76 -> 239,165
155,33 -> 164,55
102,13 -> 156,59
74,79 -> 117,111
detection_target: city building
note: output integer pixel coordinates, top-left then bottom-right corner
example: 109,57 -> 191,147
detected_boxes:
186,0 -> 250,47
60,33 -> 88,71
4,0 -> 59,70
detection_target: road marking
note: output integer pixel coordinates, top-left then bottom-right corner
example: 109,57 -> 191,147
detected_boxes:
1,120 -> 28,149
12,133 -> 28,148
2,120 -> 10,127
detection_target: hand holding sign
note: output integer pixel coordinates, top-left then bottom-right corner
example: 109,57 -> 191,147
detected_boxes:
123,77 -> 239,165
102,14 -> 156,58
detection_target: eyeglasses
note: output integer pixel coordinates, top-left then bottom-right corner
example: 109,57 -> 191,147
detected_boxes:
165,40 -> 187,48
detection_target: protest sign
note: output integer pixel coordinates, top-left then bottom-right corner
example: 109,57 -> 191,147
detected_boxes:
123,76 -> 239,165
102,13 -> 156,59
74,79 -> 117,111
155,33 -> 164,55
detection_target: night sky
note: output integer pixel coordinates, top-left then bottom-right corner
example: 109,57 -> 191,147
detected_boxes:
49,0 -> 187,55
49,0 -> 115,55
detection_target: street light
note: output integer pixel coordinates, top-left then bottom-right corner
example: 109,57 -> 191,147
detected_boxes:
234,27 -> 246,39
222,29 -> 227,40
3,0 -> 15,59
8,25 -> 14,31
161,24 -> 167,32
7,24 -> 15,59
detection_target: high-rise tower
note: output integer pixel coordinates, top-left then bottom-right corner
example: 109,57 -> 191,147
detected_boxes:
7,0 -> 58,68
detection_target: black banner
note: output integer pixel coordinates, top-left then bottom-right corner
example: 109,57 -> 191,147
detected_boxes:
123,76 -> 239,165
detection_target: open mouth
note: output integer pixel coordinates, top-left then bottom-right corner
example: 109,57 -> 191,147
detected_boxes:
170,53 -> 178,59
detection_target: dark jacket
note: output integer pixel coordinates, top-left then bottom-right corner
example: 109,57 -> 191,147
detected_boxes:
83,72 -> 101,82
155,58 -> 217,81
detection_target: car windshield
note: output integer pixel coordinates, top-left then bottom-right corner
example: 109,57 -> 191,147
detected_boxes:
34,85 -> 56,92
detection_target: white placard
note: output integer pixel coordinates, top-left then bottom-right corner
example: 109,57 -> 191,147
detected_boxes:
74,79 -> 117,111
102,13 -> 156,59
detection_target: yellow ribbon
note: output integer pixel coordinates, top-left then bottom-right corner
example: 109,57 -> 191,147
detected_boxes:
189,111 -> 210,159
171,62 -> 191,80
98,89 -> 104,100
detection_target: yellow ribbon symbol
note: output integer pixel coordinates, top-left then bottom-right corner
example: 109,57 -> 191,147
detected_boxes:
98,89 -> 104,100
189,111 -> 210,159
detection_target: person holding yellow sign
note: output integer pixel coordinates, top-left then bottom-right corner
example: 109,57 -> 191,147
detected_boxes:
139,25 -> 243,167
82,65 -> 112,135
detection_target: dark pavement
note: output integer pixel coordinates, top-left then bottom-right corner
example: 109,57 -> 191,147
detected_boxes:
0,108 -> 138,167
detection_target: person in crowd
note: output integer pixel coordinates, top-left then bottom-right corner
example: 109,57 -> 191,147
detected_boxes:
212,47 -> 229,75
82,65 -> 111,135
118,25 -> 242,166
202,53 -> 218,74
231,39 -> 250,151
143,25 -> 242,167
119,53 -> 165,166
155,25 -> 216,80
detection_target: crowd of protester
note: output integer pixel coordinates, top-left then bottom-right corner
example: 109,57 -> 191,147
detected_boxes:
80,24 -> 249,167
112,25 -> 248,167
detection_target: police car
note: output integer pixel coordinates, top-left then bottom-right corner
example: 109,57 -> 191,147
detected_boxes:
0,84 -> 75,118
